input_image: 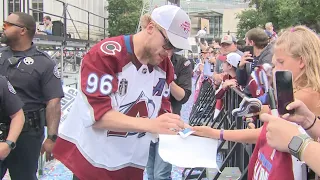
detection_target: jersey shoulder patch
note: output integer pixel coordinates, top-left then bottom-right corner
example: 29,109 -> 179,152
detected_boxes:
7,81 -> 16,94
100,40 -> 122,55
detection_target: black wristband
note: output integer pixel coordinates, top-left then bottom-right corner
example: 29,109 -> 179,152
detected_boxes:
304,115 -> 318,131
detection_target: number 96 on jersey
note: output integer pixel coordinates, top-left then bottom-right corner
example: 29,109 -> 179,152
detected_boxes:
86,73 -> 114,95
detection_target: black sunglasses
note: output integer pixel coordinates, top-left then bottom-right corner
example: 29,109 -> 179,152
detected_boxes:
158,29 -> 175,50
3,21 -> 28,30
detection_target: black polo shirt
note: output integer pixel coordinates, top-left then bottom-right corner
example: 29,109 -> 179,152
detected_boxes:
170,54 -> 192,115
0,44 -> 64,111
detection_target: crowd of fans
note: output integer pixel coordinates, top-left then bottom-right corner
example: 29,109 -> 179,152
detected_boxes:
191,22 -> 320,179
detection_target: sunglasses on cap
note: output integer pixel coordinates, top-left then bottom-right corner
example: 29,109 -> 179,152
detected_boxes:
157,28 -> 175,50
3,21 -> 28,30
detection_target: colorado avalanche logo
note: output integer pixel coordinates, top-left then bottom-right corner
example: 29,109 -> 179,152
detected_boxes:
100,41 -> 122,55
119,92 -> 155,118
107,92 -> 155,138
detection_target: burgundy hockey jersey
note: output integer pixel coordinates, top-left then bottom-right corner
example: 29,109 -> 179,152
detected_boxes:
53,35 -> 174,179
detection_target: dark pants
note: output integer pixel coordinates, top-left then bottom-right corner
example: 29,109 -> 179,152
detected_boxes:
0,128 -> 44,180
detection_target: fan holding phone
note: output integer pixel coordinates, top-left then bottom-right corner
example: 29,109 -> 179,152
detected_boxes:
273,70 -> 295,115
236,28 -> 273,88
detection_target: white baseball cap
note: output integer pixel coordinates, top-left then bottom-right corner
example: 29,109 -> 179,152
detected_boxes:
226,52 -> 241,68
151,5 -> 191,50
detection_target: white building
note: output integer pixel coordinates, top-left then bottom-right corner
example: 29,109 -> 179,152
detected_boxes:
1,0 -> 107,41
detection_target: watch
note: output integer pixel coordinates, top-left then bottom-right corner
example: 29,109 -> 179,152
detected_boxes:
47,135 -> 58,142
5,140 -> 16,150
288,134 -> 311,161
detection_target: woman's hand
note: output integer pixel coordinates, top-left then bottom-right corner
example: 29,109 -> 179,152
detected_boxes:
282,100 -> 315,129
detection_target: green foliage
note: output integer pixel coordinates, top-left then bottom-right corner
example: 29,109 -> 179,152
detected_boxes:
107,0 -> 143,37
237,0 -> 320,39
236,9 -> 266,39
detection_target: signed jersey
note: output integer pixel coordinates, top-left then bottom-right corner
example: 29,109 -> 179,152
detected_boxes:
248,123 -> 294,180
54,35 -> 174,174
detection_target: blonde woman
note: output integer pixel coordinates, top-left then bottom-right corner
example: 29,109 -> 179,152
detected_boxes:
193,26 -> 320,180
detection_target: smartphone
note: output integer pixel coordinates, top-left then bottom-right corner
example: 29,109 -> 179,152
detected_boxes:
243,46 -> 254,62
273,70 -> 295,115
243,46 -> 254,55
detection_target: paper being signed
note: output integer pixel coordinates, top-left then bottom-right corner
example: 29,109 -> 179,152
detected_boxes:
158,134 -> 219,169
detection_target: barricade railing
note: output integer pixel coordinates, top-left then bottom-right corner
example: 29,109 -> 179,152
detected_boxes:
183,79 -> 263,180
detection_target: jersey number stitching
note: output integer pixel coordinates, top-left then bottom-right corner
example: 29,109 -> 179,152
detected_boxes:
86,73 -> 113,95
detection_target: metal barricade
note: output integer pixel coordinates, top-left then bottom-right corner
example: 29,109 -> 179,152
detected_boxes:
183,81 -> 262,180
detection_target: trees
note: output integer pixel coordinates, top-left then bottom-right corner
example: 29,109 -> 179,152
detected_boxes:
236,0 -> 320,39
236,9 -> 266,39
107,0 -> 143,37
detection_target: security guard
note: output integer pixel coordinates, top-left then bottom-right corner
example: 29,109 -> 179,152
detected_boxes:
0,76 -> 25,176
0,12 -> 64,180
147,51 -> 192,180
169,52 -> 193,115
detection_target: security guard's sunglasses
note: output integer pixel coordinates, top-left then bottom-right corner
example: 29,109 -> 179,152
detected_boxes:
3,21 -> 28,30
157,28 -> 175,50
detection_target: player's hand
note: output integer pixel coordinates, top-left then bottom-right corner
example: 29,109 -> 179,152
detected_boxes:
260,113 -> 300,153
0,142 -> 11,160
41,139 -> 55,162
281,100 -> 315,129
238,52 -> 253,68
192,126 -> 219,139
151,113 -> 184,135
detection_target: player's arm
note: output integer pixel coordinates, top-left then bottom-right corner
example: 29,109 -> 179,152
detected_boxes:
82,47 -> 181,134
94,110 -> 154,133
80,50 -> 151,132
1,79 -> 25,144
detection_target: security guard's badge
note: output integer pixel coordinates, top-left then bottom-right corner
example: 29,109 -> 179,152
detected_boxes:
7,81 -> 16,94
53,65 -> 61,79
119,79 -> 128,96
23,57 -> 34,65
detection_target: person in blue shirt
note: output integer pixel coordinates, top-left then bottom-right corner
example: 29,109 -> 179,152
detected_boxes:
36,16 -> 52,35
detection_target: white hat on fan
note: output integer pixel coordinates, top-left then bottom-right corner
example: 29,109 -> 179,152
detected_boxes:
226,52 -> 241,68
151,5 -> 191,50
